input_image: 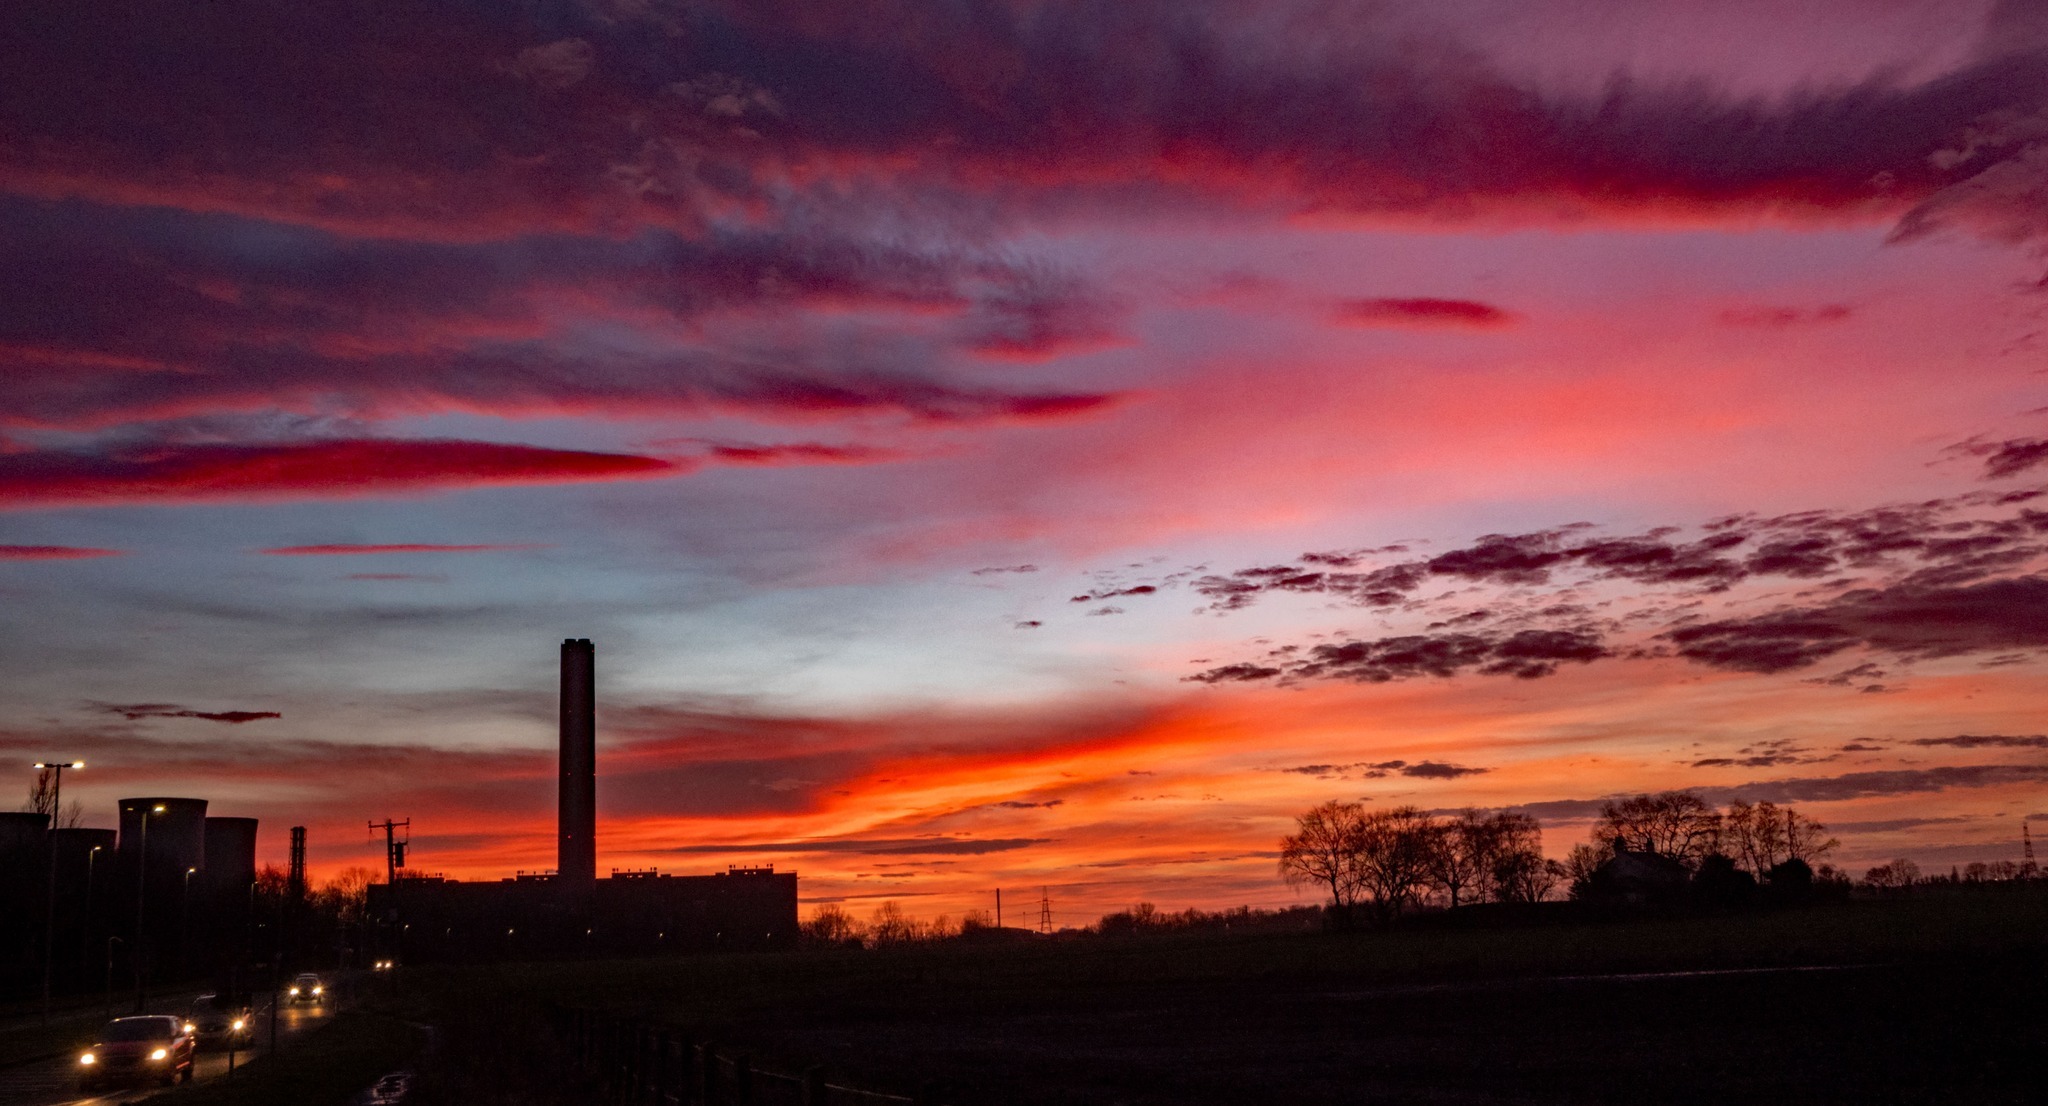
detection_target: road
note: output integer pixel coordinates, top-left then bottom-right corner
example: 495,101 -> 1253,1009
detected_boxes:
0,997 -> 333,1106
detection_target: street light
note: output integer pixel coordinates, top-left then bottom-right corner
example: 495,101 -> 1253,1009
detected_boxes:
32,759 -> 83,1026
133,803 -> 164,1014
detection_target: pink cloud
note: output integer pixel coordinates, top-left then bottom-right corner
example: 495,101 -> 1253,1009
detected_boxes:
1333,297 -> 1520,330
1718,304 -> 1854,327
260,543 -> 548,556
0,544 -> 124,560
0,439 -> 683,510
700,442 -> 907,467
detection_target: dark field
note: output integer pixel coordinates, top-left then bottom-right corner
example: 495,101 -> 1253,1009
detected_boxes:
392,887 -> 2046,1104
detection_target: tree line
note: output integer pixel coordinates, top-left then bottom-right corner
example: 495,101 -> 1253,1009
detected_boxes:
1279,790 -> 1850,922
1279,804 -> 1556,923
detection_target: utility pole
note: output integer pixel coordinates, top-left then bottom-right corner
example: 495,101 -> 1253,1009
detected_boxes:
995,888 -> 1002,930
2025,821 -> 2039,879
32,759 -> 83,1025
368,818 -> 410,885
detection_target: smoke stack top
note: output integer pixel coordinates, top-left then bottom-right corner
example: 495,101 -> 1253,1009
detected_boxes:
559,638 -> 597,892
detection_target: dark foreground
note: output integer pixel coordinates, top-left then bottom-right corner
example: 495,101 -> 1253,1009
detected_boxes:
122,886 -> 2048,1105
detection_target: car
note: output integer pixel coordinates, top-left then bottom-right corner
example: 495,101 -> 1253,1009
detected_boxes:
77,1015 -> 194,1091
183,993 -> 253,1049
286,972 -> 325,1005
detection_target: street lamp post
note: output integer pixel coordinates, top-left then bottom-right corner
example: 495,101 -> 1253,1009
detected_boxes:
181,867 -> 197,980
132,802 -> 164,1014
82,845 -> 103,996
33,759 -> 83,1026
103,935 -> 123,1020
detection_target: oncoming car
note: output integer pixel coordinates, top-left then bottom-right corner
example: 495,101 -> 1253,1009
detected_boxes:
287,972 -> 325,1005
78,1015 -> 194,1091
184,993 -> 253,1049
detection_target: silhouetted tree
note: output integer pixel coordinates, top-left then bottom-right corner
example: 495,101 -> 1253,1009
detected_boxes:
250,864 -> 294,913
957,908 -> 994,935
1419,809 -> 1556,906
868,900 -> 917,945
1690,853 -> 1756,909
1593,791 -> 1722,869
1764,856 -> 1814,894
1725,800 -> 1837,876
1279,800 -> 1368,919
1354,806 -> 1438,922
1097,902 -> 1169,936
801,903 -> 862,945
316,866 -> 378,929
1425,810 -> 1492,908
21,767 -> 83,828
1483,812 -> 1557,903
1862,858 -> 1921,890
1563,841 -> 1612,899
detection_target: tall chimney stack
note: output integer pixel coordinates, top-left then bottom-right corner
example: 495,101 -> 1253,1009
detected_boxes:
558,638 -> 597,893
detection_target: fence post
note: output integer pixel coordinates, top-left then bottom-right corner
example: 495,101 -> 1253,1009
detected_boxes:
647,1025 -> 662,1106
699,1041 -> 718,1106
676,1036 -> 696,1106
734,1054 -> 753,1105
803,1064 -> 829,1106
632,1024 -> 649,1106
614,1019 -> 631,1101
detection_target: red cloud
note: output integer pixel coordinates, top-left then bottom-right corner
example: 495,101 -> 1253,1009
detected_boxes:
1718,305 -> 1854,327
700,442 -> 905,467
0,439 -> 682,510
106,705 -> 282,724
6,2 -> 2039,245
1333,298 -> 1519,330
261,543 -> 548,556
0,544 -> 124,560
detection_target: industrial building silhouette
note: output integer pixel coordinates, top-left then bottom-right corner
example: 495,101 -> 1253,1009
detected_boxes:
366,639 -> 798,961
0,795 -> 261,1000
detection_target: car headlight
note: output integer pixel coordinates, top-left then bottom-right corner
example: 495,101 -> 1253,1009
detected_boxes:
184,1023 -> 196,1033
79,1053 -> 95,1066
150,1048 -> 168,1061
312,986 -> 323,994
232,1019 -> 245,1031
288,986 -> 299,995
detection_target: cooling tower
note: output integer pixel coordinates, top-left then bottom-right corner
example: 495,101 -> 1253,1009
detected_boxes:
0,811 -> 47,856
118,798 -> 208,873
52,826 -> 118,868
203,817 -> 259,892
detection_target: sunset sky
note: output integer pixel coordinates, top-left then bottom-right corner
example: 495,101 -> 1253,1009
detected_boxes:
5,0 -> 2047,923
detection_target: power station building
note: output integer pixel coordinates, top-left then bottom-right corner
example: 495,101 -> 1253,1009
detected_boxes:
366,639 -> 799,961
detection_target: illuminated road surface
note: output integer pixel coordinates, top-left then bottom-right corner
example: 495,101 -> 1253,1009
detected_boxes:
0,1000 -> 331,1106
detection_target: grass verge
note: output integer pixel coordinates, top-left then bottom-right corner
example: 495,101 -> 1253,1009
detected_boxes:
135,1013 -> 423,1106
